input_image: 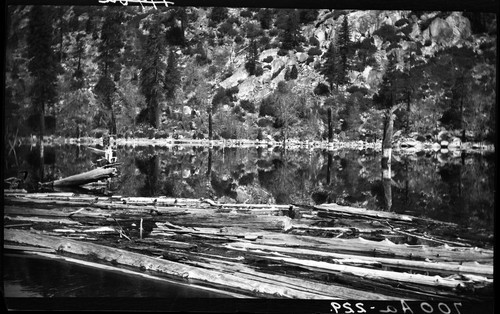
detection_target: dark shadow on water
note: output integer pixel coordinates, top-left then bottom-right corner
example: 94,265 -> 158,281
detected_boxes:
3,253 -> 236,298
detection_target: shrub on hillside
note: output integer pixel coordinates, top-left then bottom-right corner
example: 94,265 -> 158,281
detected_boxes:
240,100 -> 256,113
240,10 -> 253,18
235,35 -> 244,44
314,83 -> 330,95
218,22 -> 236,37
309,36 -> 320,47
259,97 -> 277,117
262,56 -> 273,63
227,16 -> 241,26
259,36 -> 270,46
255,65 -> 264,77
307,46 -> 322,56
269,28 -> 279,37
210,7 -> 228,23
226,86 -> 239,101
277,48 -> 288,56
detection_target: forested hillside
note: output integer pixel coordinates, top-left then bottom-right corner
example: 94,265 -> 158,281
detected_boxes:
5,5 -> 497,144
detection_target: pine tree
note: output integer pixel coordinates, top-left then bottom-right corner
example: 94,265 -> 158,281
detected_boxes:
281,10 -> 300,51
245,39 -> 258,75
164,48 -> 181,100
27,5 -> 58,140
374,53 -> 399,110
95,9 -> 125,134
140,16 -> 167,128
321,42 -> 338,92
336,15 -> 351,86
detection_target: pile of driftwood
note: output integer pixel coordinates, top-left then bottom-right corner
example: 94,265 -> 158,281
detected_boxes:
3,191 -> 493,300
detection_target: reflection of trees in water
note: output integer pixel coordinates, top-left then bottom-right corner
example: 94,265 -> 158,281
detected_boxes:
6,145 -> 494,230
135,154 -> 160,197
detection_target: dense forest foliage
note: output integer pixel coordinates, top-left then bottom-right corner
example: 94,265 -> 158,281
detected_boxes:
5,6 -> 497,144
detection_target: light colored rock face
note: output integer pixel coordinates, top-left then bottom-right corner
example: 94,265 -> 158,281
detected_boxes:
183,105 -> 192,116
204,10 -> 476,109
446,12 -> 472,44
220,66 -> 248,89
296,52 -> 308,63
237,76 -> 258,99
259,48 -> 278,61
270,58 -> 286,77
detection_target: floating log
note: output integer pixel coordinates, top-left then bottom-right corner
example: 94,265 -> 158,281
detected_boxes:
86,146 -> 106,155
246,232 -> 493,262
261,255 -> 492,290
223,242 -> 493,278
315,203 -> 458,226
4,228 -> 380,299
40,167 -> 117,187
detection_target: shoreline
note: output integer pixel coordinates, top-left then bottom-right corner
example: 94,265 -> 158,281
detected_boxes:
13,135 -> 496,153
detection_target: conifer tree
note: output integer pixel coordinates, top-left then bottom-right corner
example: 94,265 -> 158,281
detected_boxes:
94,10 -> 124,134
336,15 -> 351,86
245,39 -> 258,75
27,5 -> 58,140
374,53 -> 399,110
281,10 -> 300,51
321,42 -> 338,92
140,15 -> 167,128
164,48 -> 181,100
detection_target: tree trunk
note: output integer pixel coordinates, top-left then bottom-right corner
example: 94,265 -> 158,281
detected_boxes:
327,107 -> 333,142
110,104 -> 117,135
39,103 -> 45,142
326,152 -> 332,185
41,167 -> 117,187
155,103 -> 161,129
206,148 -> 213,177
406,92 -> 411,133
208,111 -> 213,140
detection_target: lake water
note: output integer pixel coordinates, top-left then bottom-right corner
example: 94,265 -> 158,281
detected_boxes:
4,144 -> 495,231
3,253 -> 237,298
3,143 -> 495,299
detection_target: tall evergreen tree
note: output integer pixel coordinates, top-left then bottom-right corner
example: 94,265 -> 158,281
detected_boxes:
373,53 -> 399,110
95,9 -> 125,134
321,42 -> 338,92
245,39 -> 258,75
280,10 -> 300,51
27,5 -> 58,140
336,15 -> 351,86
164,48 -> 181,100
140,16 -> 167,128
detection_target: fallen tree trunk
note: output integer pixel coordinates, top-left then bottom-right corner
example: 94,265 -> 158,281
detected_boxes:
248,232 -> 493,262
4,228 -> 375,299
40,167 -> 117,187
223,242 -> 494,278
261,255 -> 492,291
86,146 -> 106,155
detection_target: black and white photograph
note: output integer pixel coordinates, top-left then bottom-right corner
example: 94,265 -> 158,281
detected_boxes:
3,0 -> 496,312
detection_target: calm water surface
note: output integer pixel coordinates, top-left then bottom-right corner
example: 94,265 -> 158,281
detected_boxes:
4,144 -> 495,230
3,253 -> 237,298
